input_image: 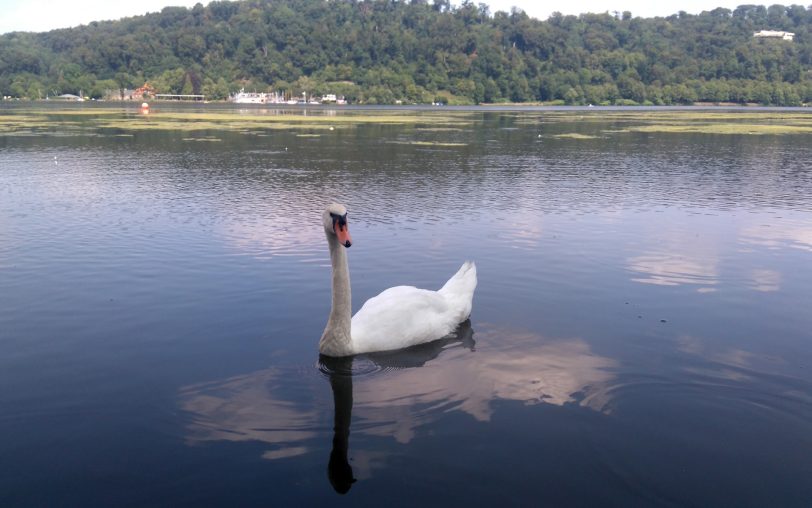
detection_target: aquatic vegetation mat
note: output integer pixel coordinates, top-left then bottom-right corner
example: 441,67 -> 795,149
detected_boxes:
626,123 -> 812,135
181,136 -> 223,142
387,140 -> 468,147
539,110 -> 812,135
0,108 -> 471,135
551,133 -> 601,139
2,107 -> 811,137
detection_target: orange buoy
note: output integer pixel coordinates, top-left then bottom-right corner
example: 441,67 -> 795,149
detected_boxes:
140,102 -> 150,115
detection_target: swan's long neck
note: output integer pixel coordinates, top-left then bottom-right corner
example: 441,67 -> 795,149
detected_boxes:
320,233 -> 353,356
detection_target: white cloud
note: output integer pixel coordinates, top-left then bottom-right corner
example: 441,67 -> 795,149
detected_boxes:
0,0 -> 202,34
0,0 -> 772,34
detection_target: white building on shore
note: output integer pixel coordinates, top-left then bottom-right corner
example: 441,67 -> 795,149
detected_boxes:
753,30 -> 795,41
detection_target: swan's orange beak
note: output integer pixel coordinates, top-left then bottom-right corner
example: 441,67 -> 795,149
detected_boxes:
335,222 -> 352,248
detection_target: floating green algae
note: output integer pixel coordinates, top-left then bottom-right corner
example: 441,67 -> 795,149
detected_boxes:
551,133 -> 601,139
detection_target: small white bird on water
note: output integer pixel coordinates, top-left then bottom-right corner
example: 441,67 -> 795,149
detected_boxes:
319,203 -> 477,357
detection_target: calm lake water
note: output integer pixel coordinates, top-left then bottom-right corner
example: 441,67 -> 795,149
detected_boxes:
1,105 -> 811,506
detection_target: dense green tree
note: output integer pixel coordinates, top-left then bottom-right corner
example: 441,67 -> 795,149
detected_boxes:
0,0 -> 810,105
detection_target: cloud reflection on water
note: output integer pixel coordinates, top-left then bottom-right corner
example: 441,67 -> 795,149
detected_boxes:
739,219 -> 812,252
179,323 -> 617,462
675,335 -> 788,384
748,269 -> 781,292
626,214 -> 812,292
218,210 -> 327,260
628,251 -> 719,290
179,369 -> 321,459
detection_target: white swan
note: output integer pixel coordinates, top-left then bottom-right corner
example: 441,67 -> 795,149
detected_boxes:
319,203 -> 477,357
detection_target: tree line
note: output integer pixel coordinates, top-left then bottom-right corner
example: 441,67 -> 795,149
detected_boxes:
1,0 -> 811,105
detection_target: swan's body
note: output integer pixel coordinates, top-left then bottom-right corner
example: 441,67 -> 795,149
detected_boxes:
319,204 -> 477,357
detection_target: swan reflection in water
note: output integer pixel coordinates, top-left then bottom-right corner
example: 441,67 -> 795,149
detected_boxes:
179,321 -> 617,493
322,355 -> 354,493
320,321 -> 477,493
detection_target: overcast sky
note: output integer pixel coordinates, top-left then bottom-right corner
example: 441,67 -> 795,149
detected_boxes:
0,0 -> 769,35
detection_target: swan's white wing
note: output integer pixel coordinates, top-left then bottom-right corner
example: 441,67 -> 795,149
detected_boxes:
351,286 -> 457,354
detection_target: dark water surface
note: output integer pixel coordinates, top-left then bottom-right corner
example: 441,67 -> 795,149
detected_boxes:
1,106 -> 812,506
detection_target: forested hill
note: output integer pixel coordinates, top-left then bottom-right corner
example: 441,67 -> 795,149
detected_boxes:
1,0 -> 811,105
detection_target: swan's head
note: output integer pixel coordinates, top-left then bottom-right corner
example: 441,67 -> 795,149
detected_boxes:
323,203 -> 352,248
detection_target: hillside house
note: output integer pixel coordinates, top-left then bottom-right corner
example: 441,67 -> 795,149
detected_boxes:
753,30 -> 795,41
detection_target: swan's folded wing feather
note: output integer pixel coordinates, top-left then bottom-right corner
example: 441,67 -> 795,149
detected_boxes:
351,286 -> 456,354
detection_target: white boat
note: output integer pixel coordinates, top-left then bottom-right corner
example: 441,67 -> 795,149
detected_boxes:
233,89 -> 267,104
232,89 -> 286,104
